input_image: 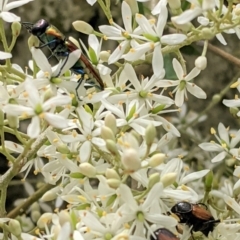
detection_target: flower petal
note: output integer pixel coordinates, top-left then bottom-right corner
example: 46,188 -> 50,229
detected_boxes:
172,58 -> 183,80
27,116 -> 40,138
122,1 -> 132,33
0,12 -> 20,22
186,83 -> 206,99
44,113 -> 69,129
0,51 -> 12,59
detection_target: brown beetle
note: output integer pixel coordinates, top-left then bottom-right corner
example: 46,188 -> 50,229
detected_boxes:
171,202 -> 220,236
150,228 -> 180,240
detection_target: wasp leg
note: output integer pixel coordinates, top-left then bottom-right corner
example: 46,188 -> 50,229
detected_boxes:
56,55 -> 70,76
75,77 -> 84,101
37,39 -> 59,49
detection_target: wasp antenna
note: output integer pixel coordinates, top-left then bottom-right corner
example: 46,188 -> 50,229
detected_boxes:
21,22 -> 34,32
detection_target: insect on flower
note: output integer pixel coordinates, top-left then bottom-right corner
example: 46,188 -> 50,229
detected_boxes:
171,202 -> 220,237
22,19 -> 104,100
150,228 -> 180,240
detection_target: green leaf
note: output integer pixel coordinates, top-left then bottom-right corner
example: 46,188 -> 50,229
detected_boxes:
163,54 -> 177,80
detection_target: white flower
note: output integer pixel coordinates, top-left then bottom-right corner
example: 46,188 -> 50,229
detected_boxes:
123,7 -> 186,63
3,78 -> 71,138
60,106 -> 105,162
197,15 -> 227,45
156,158 -> 202,202
223,97 -> 240,117
117,183 -> 178,238
172,0 -> 216,25
157,58 -> 206,107
80,34 -> 111,77
0,0 -> 33,22
199,123 -> 240,163
78,211 -> 124,239
31,47 -> 87,99
99,1 -> 144,64
101,98 -> 162,136
136,10 -> 186,46
107,63 -> 174,111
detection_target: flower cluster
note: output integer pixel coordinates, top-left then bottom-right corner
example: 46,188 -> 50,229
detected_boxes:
1,0 -> 240,240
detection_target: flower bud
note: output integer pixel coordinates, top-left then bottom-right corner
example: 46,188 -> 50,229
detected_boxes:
168,0 -> 181,9
59,211 -> 71,226
37,213 -> 53,229
106,139 -> 119,155
145,124 -> 156,146
212,94 -> 221,104
56,144 -> 70,154
229,107 -> 240,119
9,219 -> 21,237
160,173 -> 177,187
79,162 -> 96,177
7,115 -> 19,128
122,148 -> 141,171
104,113 -> 117,135
226,157 -> 236,167
107,178 -> 121,189
30,202 -> 40,212
105,168 -> 120,180
99,51 -> 110,62
28,35 -> 39,48
72,21 -> 93,34
149,153 -> 166,167
31,210 -> 41,223
201,28 -> 214,40
69,36 -> 80,48
11,22 -> 21,37
101,126 -> 115,141
148,173 -> 160,189
195,56 -> 207,70
41,186 -> 60,201
171,18 -> 193,32
130,130 -> 141,144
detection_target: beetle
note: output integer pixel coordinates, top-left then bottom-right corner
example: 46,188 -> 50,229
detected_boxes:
22,19 -> 104,100
171,202 -> 220,236
150,228 -> 180,240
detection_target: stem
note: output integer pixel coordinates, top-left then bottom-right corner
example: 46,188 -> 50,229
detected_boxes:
0,125 -> 15,163
0,19 -> 11,68
7,183 -> 55,218
9,35 -> 17,52
183,71 -> 240,130
97,0 -> 112,22
3,126 -> 29,140
205,42 -> 240,68
0,127 -> 52,217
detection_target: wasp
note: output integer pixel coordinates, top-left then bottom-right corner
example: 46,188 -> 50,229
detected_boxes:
22,19 -> 104,99
171,202 -> 220,236
150,228 -> 179,240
